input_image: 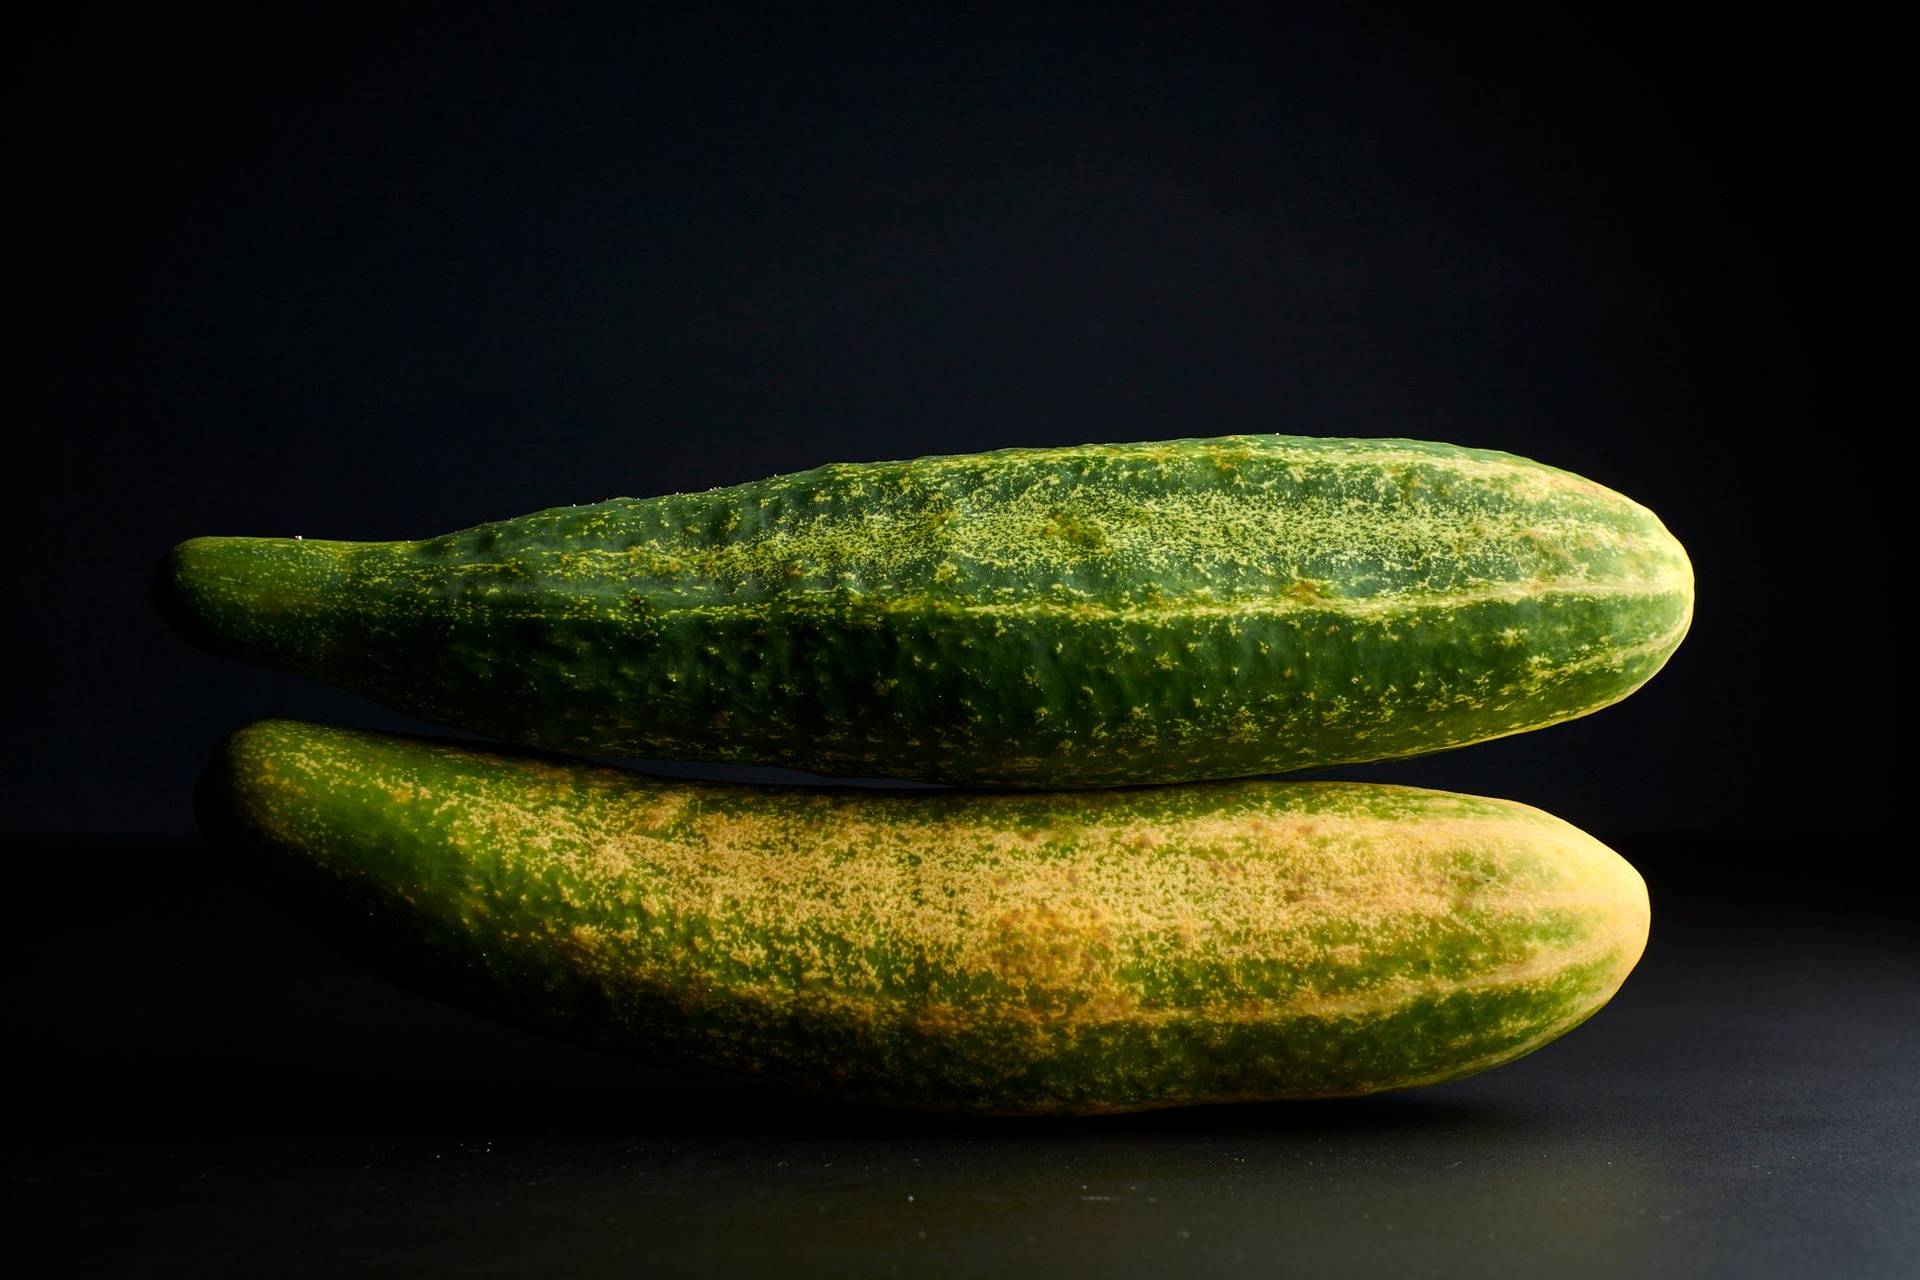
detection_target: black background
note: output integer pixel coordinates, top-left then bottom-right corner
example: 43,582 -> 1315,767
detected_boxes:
7,4 -> 1909,1275
10,1 -> 1887,839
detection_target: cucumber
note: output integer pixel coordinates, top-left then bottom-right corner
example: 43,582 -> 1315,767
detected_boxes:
161,435 -> 1692,786
200,719 -> 1651,1115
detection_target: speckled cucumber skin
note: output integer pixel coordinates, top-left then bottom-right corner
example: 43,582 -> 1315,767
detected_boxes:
162,435 -> 1693,787
201,720 -> 1651,1115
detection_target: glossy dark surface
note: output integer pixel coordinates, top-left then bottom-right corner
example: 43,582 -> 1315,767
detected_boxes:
4,839 -> 1914,1276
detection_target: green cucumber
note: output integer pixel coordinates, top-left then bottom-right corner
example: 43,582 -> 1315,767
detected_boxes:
201,719 -> 1651,1115
161,435 -> 1692,787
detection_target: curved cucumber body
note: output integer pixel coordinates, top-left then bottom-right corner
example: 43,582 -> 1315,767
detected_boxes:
162,435 -> 1692,786
201,720 -> 1651,1115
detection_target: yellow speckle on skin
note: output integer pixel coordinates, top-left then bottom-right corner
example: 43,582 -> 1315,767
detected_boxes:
208,433 -> 1692,794
222,705 -> 1653,1111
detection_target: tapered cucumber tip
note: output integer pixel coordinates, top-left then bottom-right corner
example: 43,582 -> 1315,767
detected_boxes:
153,537 -> 232,649
153,536 -> 354,666
1601,847 -> 1653,990
195,719 -> 270,855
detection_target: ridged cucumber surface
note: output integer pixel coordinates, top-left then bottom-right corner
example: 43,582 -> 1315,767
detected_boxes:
200,720 -> 1651,1114
162,435 -> 1693,786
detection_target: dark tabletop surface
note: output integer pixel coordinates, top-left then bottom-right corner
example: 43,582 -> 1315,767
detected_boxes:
5,837 -> 1914,1277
